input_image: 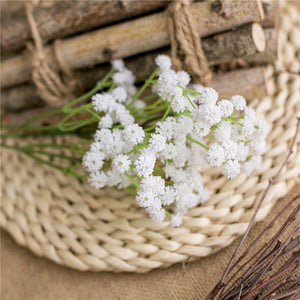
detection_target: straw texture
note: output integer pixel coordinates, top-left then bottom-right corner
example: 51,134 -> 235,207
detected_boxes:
1,1 -> 300,273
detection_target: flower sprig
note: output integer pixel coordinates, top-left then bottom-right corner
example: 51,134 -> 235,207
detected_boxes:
1,55 -> 269,226
81,55 -> 269,226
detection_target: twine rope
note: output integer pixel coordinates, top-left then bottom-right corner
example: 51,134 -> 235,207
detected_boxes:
168,0 -> 212,86
25,1 -> 81,107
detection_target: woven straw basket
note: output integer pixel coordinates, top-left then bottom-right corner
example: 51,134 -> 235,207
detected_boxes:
1,2 -> 300,273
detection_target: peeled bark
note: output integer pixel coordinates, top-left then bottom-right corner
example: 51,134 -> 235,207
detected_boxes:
1,1 -> 170,55
1,0 -> 264,89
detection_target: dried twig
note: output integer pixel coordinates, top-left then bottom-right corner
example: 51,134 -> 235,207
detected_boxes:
206,118 -> 300,300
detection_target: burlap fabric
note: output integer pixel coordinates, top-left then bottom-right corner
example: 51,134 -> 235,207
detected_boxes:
1,0 -> 300,274
1,184 -> 299,300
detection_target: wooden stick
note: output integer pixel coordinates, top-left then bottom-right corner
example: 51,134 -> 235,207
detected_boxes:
1,67 -> 268,111
1,1 -> 170,55
1,0 -> 264,89
243,28 -> 278,64
260,1 -> 279,28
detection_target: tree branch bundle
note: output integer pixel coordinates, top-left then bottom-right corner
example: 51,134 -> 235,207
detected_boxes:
1,0 -> 279,111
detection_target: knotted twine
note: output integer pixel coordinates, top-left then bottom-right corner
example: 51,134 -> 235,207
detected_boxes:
25,0 -> 82,107
168,0 -> 212,86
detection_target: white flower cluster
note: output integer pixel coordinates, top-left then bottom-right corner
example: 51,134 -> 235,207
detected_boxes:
83,55 -> 269,226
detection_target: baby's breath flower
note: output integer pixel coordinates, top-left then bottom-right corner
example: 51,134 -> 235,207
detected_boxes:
82,151 -> 105,172
231,95 -> 246,111
218,99 -> 234,117
83,55 -> 268,226
157,70 -> 178,101
112,154 -> 131,173
134,150 -> 156,178
155,55 -> 172,71
88,171 -> 108,189
242,155 -> 262,175
98,114 -> 113,129
170,213 -> 183,227
111,59 -> 125,72
205,144 -> 226,167
149,134 -> 166,153
112,87 -> 127,103
123,124 -> 145,145
222,160 -> 241,179
198,87 -> 218,105
177,70 -> 191,87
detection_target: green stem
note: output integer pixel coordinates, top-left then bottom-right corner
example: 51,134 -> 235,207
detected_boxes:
128,67 -> 159,108
161,100 -> 172,122
124,172 -> 140,189
186,136 -> 209,150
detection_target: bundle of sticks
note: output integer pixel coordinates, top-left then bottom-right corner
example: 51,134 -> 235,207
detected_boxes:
1,0 -> 279,111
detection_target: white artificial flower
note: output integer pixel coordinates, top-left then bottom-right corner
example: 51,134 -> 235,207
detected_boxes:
148,134 -> 166,153
111,87 -> 127,103
92,93 -> 115,112
218,100 -> 234,117
136,191 -> 155,208
82,151 -> 105,172
177,116 -> 194,136
161,143 -> 178,161
170,213 -> 183,227
222,160 -> 241,179
157,69 -> 178,101
98,114 -> 113,129
230,124 -> 243,142
205,144 -> 226,167
88,171 -> 108,189
134,150 -> 156,178
198,87 -> 218,105
231,95 -> 246,111
254,119 -> 269,138
94,128 -> 113,144
162,186 -> 177,205
172,144 -> 188,168
177,70 -> 191,87
213,120 -> 232,142
235,143 -> 250,162
155,55 -> 172,71
242,107 -> 256,135
112,69 -> 135,87
111,59 -> 125,72
149,207 -> 166,223
115,105 -> 134,127
202,104 -> 222,125
133,99 -> 146,109
155,117 -> 176,140
222,140 -> 238,160
248,139 -> 267,155
123,124 -> 145,145
112,154 -> 131,173
193,120 -> 211,137
242,155 -> 262,175
171,87 -> 188,113
140,175 -> 165,196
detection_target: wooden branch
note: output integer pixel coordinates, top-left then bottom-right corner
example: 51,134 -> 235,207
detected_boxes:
1,0 -> 264,89
260,1 -> 279,28
1,1 -> 170,55
1,67 -> 268,111
243,28 -> 278,64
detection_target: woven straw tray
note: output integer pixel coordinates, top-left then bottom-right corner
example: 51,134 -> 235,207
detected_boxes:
1,2 -> 300,273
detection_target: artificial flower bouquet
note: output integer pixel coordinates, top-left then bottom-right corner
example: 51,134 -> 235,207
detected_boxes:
2,55 -> 268,227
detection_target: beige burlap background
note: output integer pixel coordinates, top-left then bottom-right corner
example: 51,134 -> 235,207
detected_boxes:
1,184 -> 299,300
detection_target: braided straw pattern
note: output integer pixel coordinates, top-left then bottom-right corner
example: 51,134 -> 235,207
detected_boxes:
1,2 -> 300,273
